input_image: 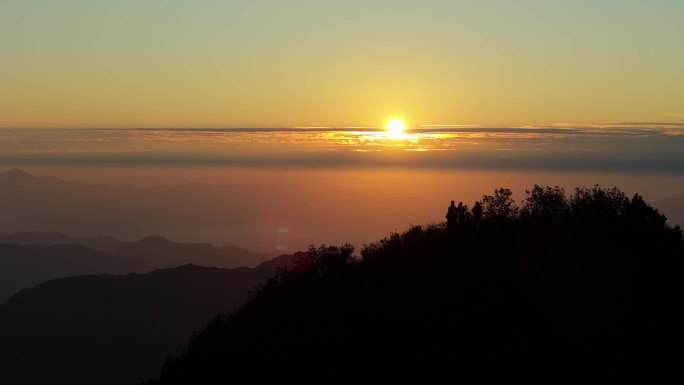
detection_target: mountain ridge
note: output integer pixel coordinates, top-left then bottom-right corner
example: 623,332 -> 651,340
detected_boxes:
0,254 -> 294,385
0,232 -> 269,304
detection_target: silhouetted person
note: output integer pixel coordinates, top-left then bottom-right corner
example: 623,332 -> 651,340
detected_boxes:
472,201 -> 483,226
456,202 -> 467,224
446,200 -> 457,230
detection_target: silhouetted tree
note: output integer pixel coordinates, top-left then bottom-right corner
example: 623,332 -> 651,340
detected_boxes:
309,243 -> 355,275
570,185 -> 629,219
482,188 -> 517,221
627,193 -> 667,230
521,185 -> 569,219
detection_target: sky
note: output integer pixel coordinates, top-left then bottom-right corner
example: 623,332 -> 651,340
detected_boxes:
1,0 -> 683,129
0,1 -> 683,251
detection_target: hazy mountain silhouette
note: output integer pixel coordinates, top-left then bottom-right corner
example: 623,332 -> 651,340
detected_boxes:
0,167 -> 59,184
0,233 -> 268,303
0,230 -> 121,251
0,255 -> 293,385
146,186 -> 684,384
108,235 -> 267,268
0,244 -> 134,304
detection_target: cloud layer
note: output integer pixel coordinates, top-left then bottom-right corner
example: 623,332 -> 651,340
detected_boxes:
0,127 -> 682,174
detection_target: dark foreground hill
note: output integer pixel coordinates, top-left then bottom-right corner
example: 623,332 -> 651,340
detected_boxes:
147,186 -> 684,384
0,254 -> 293,385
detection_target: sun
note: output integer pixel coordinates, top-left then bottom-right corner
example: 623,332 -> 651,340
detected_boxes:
386,119 -> 406,138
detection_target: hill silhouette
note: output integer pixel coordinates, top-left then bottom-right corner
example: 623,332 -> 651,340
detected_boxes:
0,244 -> 133,304
146,185 -> 684,384
108,235 -> 267,268
0,234 -> 268,303
0,254 -> 295,385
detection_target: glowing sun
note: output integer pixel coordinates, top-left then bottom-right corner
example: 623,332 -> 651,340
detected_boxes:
386,119 -> 406,138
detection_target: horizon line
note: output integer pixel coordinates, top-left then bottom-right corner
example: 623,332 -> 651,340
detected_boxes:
1,122 -> 684,132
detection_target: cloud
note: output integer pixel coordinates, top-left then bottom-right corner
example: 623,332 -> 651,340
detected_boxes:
0,127 -> 682,174
0,145 -> 682,174
132,127 -> 385,133
551,122 -> 684,130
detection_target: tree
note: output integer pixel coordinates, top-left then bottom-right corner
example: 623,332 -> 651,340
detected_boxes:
521,185 -> 569,219
308,243 -> 355,276
482,188 -> 517,221
570,185 -> 629,219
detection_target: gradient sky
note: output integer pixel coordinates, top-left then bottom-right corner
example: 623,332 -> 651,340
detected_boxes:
1,0 -> 683,129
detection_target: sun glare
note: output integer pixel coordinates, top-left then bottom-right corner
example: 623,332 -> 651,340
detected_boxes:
386,119 -> 406,138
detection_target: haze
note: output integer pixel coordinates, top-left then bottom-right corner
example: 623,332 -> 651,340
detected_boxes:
0,1 -> 683,252
1,126 -> 682,253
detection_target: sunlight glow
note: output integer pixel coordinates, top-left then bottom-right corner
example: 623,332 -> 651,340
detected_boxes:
386,119 -> 406,138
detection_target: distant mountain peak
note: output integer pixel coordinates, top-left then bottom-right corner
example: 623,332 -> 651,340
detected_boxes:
1,168 -> 33,178
136,235 -> 172,244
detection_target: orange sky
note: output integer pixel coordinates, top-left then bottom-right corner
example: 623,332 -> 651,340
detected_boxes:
1,126 -> 682,251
